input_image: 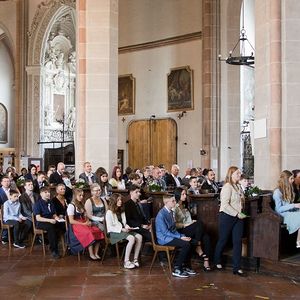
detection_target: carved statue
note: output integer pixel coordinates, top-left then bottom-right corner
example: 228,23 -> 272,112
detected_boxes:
66,106 -> 76,131
55,51 -> 65,68
44,46 -> 57,69
44,104 -> 53,126
68,51 -> 76,72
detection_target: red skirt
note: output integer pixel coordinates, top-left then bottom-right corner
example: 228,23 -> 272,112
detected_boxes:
72,221 -> 104,248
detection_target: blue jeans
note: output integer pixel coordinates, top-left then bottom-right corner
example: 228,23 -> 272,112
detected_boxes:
214,212 -> 244,272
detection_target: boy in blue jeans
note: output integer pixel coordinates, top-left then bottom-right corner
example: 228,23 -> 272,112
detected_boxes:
3,190 -> 31,248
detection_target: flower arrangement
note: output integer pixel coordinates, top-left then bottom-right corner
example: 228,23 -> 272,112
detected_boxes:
73,178 -> 90,189
148,181 -> 162,192
245,185 -> 262,198
16,176 -> 25,187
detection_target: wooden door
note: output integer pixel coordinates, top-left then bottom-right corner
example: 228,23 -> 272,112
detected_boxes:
128,118 -> 177,171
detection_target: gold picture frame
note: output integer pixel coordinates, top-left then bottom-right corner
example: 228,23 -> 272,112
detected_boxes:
167,66 -> 194,112
118,74 -> 135,115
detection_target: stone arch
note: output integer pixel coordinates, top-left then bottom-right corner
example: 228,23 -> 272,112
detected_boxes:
0,22 -> 15,79
26,0 -> 76,158
28,0 -> 75,66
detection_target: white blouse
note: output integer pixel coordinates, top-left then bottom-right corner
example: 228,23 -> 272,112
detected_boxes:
105,210 -> 127,233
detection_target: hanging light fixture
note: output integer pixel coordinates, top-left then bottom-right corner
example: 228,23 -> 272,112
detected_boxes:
219,0 -> 255,67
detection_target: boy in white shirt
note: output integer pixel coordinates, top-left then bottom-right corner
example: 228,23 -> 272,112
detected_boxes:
3,190 -> 31,248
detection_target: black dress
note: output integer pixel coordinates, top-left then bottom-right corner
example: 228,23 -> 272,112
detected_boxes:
51,197 -> 67,217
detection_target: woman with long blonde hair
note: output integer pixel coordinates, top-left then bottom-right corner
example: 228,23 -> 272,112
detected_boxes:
273,170 -> 300,248
214,166 -> 247,276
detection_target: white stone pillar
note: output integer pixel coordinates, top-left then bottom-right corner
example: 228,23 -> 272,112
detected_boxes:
282,0 -> 300,170
76,0 -> 118,176
254,0 -> 282,189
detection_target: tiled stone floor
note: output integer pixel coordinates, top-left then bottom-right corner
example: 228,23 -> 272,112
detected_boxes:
0,246 -> 299,299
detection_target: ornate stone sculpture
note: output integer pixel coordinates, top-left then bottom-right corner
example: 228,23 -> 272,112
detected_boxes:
66,107 -> 76,132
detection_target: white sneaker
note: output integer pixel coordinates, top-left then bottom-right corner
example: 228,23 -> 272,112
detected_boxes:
296,241 -> 300,248
133,259 -> 140,268
124,261 -> 135,269
13,243 -> 25,249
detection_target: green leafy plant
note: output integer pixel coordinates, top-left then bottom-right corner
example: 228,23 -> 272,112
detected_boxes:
245,185 -> 262,198
74,179 -> 90,189
16,176 -> 25,187
148,182 -> 162,192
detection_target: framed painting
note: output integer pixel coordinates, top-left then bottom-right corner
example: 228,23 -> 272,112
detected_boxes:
167,66 -> 194,112
118,74 -> 135,115
0,103 -> 8,143
28,158 -> 43,172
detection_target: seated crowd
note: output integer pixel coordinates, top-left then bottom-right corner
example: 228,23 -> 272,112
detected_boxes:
0,162 -> 300,278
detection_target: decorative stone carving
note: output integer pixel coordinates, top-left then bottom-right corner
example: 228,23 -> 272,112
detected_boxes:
53,71 -> 66,91
44,46 -> 57,69
44,104 -> 53,126
43,128 -> 73,142
28,0 -> 75,66
27,0 -> 76,158
28,0 -> 75,39
68,51 -> 76,72
66,107 -> 76,132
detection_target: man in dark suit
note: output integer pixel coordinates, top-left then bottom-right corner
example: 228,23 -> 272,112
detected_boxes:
33,171 -> 48,194
155,194 -> 195,278
78,162 -> 97,185
49,162 -> 65,185
0,176 -> 10,205
125,184 -> 151,242
201,169 -> 219,193
0,176 -> 11,244
165,164 -> 182,189
19,179 -> 39,239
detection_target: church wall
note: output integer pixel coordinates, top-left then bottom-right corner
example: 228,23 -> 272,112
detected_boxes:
0,1 -> 17,56
118,0 -> 202,174
119,40 -> 202,174
0,40 -> 15,148
119,0 -> 201,47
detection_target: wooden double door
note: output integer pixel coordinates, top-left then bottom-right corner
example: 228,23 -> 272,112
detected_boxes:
128,118 -> 177,172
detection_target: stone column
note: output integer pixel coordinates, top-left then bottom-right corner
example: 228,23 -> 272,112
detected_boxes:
25,66 -> 41,158
254,0 -> 281,189
202,0 -> 221,176
76,0 -> 118,176
219,0 -> 242,178
281,0 -> 300,170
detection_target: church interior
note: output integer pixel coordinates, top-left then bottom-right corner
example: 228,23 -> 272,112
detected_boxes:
0,0 -> 300,298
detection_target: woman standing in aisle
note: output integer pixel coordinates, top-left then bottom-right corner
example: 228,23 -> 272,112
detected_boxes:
214,166 -> 247,276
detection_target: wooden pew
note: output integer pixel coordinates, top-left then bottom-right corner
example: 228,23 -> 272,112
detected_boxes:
188,193 -> 264,256
188,193 -> 220,246
145,191 -> 169,217
252,193 -> 286,261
